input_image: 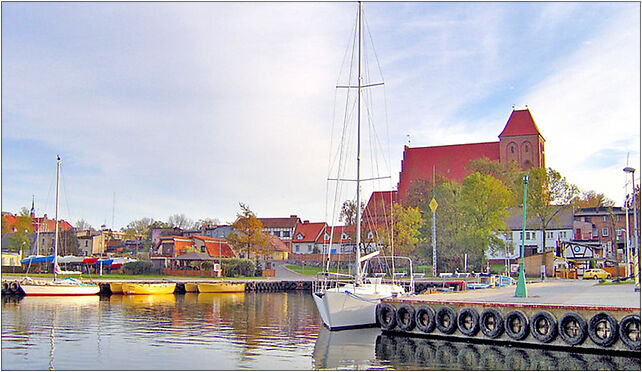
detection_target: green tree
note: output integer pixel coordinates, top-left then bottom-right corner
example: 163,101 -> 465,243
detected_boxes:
8,214 -> 34,254
74,219 -> 94,231
467,157 -> 522,204
526,167 -> 580,278
385,203 -> 423,256
412,180 -> 465,272
227,203 -> 269,258
458,172 -> 513,271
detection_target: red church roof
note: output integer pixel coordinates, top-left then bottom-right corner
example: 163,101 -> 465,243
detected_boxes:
397,141 -> 500,199
498,109 -> 542,138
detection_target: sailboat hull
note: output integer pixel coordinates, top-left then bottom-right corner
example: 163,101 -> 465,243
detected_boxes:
20,283 -> 100,296
313,284 -> 403,330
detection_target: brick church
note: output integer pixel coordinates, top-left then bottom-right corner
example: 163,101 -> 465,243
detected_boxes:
396,108 -> 545,200
362,108 -> 545,231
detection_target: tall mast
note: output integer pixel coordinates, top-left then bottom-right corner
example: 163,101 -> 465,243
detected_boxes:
53,155 -> 61,281
355,1 -> 362,284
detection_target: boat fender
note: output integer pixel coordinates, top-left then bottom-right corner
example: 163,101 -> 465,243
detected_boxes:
10,282 -> 20,294
2,282 -> 9,293
289,282 -> 297,290
558,312 -> 588,346
415,306 -> 436,333
588,312 -> 618,347
377,303 -> 397,331
479,308 -> 504,339
618,314 -> 641,351
504,310 -> 529,340
530,311 -> 558,343
435,307 -> 457,334
396,304 -> 416,332
457,308 -> 480,336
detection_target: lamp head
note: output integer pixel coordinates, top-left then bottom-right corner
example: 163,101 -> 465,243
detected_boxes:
623,167 -> 636,174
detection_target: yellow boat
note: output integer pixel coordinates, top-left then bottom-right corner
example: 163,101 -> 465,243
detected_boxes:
198,281 -> 245,293
109,282 -> 124,294
122,282 -> 176,295
184,282 -> 199,292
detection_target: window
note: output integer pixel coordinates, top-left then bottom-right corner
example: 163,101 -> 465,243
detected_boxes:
295,245 -> 300,252
85,241 -> 88,247
617,215 -> 621,222
525,145 -> 529,153
547,232 -> 554,239
324,233 -> 330,240
341,233 -> 348,240
602,228 -> 609,236
520,232 -> 523,240
603,216 -> 608,222
274,231 -> 281,237
367,231 -> 373,239
510,146 -> 515,154
307,244 -> 312,252
296,233 -> 303,240
283,231 -> 290,238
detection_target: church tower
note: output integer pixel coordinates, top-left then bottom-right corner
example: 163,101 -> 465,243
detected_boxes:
498,108 -> 545,170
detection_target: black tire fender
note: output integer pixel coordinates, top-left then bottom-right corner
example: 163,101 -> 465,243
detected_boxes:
10,282 -> 19,293
377,303 -> 397,331
530,311 -> 558,343
619,314 -> 641,351
588,312 -> 618,347
479,308 -> 504,339
558,312 -> 588,346
504,310 -> 529,340
435,307 -> 457,334
396,304 -> 416,332
415,306 -> 436,333
457,307 -> 480,336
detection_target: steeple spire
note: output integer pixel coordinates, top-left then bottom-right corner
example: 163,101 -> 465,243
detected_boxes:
30,195 -> 35,218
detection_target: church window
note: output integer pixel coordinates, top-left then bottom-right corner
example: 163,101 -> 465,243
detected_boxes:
510,146 -> 514,154
525,145 -> 529,153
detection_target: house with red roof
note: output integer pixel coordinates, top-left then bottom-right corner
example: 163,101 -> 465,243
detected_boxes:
397,108 -> 545,200
192,235 -> 236,259
258,215 -> 302,250
292,221 -> 327,254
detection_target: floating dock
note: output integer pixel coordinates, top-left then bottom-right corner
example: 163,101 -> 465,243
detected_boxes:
377,280 -> 640,354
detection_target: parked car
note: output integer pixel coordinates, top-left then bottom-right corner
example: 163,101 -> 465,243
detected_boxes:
582,268 -> 612,280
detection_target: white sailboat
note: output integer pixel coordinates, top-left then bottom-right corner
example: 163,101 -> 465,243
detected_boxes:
20,156 -> 100,296
312,2 -> 413,331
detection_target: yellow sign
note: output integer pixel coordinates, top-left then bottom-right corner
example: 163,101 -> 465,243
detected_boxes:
429,198 -> 438,212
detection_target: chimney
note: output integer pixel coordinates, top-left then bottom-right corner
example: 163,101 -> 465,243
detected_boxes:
304,220 -> 310,224
290,215 -> 297,218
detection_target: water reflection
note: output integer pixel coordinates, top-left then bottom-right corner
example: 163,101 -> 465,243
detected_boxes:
374,333 -> 641,370
312,327 -> 380,369
2,292 -> 321,370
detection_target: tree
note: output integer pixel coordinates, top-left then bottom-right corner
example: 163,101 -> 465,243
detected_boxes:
121,217 -> 158,239
339,200 -> 365,226
458,172 -> 513,271
59,229 -> 81,256
526,167 -> 580,278
414,180 -> 465,272
7,214 -> 34,254
195,218 -> 220,229
378,203 -> 423,256
575,190 -> 615,209
467,157 -> 522,205
226,203 -> 269,258
75,219 -> 94,231
167,214 -> 195,230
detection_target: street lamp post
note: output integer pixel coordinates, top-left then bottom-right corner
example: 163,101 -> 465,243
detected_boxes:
625,194 -> 631,278
623,167 -> 639,289
515,175 -> 528,298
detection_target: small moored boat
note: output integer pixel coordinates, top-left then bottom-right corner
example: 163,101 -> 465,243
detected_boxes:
122,282 -> 176,295
184,282 -> 199,292
198,281 -> 245,293
109,282 -> 124,294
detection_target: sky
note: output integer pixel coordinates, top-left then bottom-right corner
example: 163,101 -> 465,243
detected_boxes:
2,2 -> 640,230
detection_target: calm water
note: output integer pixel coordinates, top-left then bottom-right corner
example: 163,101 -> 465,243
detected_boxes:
1,292 -> 639,370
